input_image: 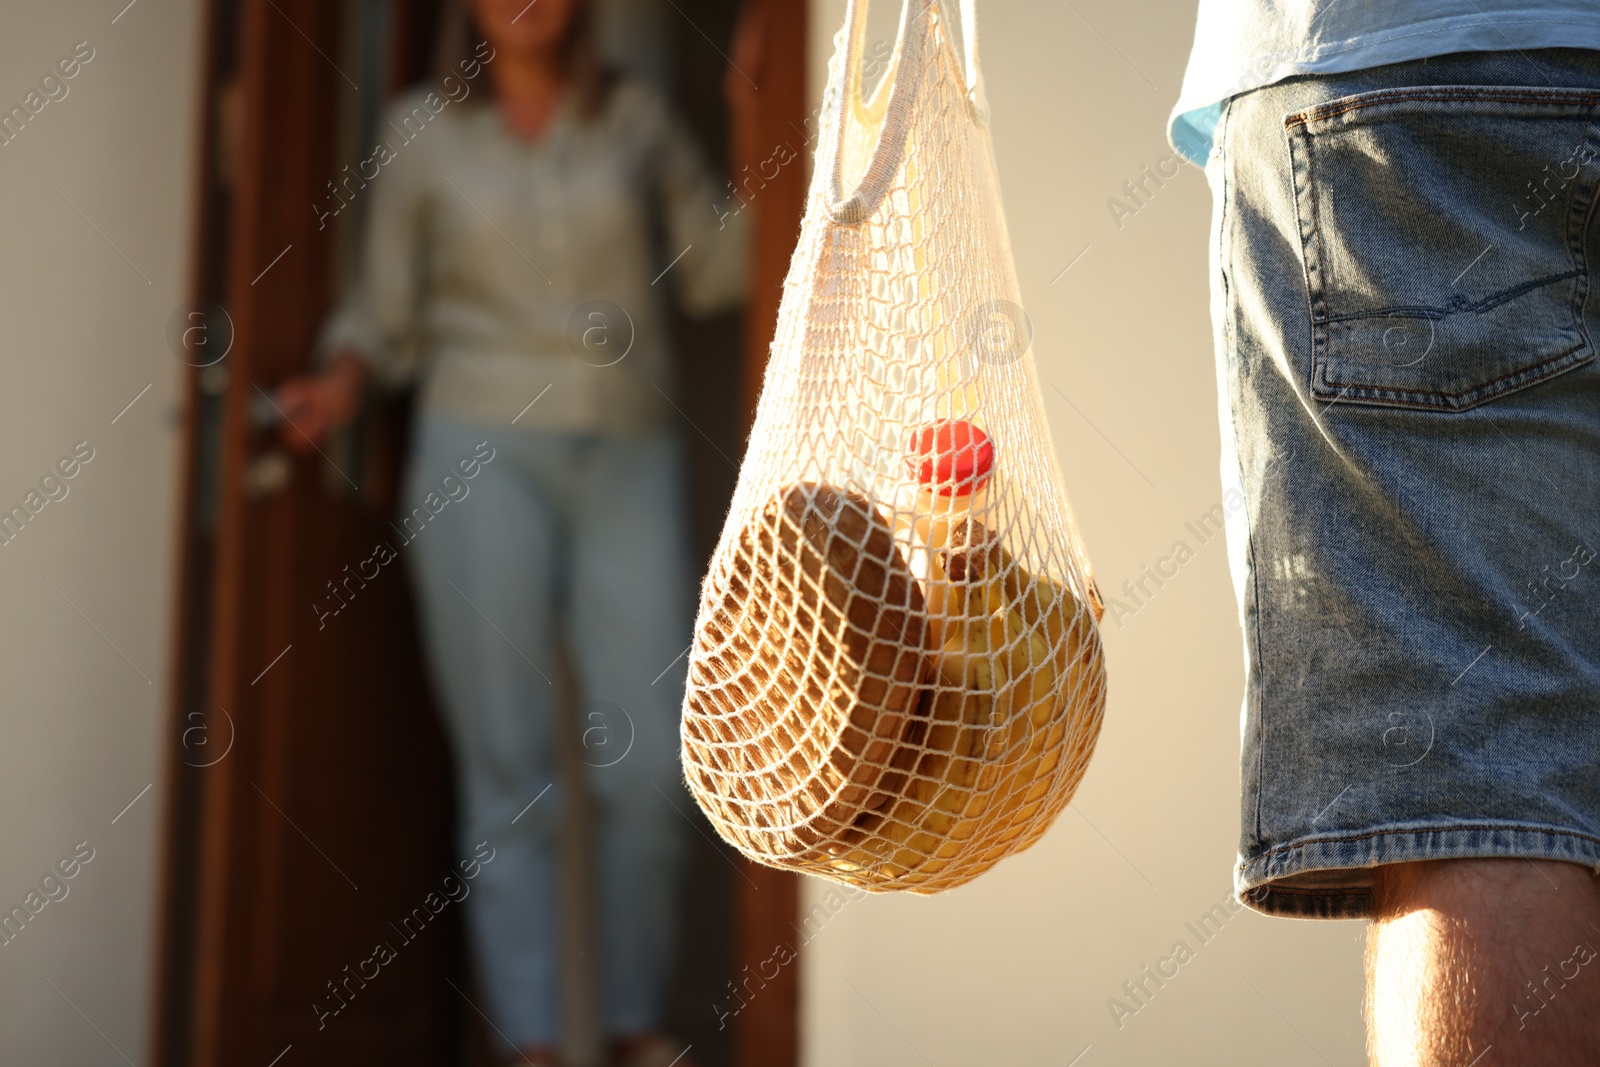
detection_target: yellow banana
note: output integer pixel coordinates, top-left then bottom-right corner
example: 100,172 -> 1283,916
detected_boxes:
824,519 -> 1099,888
824,571 -> 997,882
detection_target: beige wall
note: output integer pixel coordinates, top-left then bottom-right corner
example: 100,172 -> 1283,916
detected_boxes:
0,1 -> 1369,1061
798,2 -> 1367,1065
0,0 -> 197,1061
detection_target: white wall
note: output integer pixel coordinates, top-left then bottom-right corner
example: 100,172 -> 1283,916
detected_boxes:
799,2 -> 1368,1065
0,0 -> 197,1062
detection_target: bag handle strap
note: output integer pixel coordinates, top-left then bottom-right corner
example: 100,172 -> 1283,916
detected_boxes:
935,0 -> 989,121
823,0 -> 986,225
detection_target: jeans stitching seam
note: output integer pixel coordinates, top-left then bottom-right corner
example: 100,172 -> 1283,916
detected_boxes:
1567,104 -> 1600,350
1313,340 -> 1594,406
1243,822 -> 1600,866
1286,88 -> 1600,128
1219,99 -> 1268,851
1322,270 -> 1584,321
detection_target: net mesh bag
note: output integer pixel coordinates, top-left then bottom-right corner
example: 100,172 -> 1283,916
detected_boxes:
680,0 -> 1107,894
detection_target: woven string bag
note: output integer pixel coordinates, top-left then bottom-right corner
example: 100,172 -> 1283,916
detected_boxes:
681,0 -> 1107,894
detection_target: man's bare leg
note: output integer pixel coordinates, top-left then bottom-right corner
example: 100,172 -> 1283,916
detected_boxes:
1366,858 -> 1600,1065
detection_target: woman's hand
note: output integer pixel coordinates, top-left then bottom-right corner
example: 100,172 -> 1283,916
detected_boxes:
274,351 -> 367,454
724,1 -> 766,175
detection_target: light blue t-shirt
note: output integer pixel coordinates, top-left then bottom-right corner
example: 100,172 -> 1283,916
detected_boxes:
1169,1 -> 1600,163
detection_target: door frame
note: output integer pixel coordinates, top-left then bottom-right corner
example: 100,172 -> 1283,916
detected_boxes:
730,1 -> 808,1065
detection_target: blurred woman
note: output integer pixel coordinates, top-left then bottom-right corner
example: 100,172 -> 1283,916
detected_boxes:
277,1 -> 758,1063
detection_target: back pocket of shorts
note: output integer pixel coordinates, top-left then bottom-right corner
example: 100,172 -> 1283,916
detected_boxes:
1286,87 -> 1600,412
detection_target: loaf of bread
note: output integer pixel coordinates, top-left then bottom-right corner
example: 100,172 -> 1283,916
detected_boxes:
682,483 -> 926,861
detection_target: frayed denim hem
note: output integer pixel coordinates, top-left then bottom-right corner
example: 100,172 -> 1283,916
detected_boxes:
1235,822 -> 1600,919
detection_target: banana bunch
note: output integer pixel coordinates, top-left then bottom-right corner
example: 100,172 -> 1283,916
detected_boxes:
826,519 -> 1099,890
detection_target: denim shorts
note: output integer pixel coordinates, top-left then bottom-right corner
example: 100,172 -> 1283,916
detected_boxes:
1210,49 -> 1600,919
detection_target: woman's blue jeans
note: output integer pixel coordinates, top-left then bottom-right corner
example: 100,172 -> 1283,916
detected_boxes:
401,415 -> 695,1049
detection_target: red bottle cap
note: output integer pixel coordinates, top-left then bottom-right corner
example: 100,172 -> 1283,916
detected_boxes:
906,420 -> 994,497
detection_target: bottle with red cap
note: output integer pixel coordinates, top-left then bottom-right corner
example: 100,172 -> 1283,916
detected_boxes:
903,418 -> 994,559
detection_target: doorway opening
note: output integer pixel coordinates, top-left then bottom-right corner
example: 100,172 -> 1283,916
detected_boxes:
151,2 -> 806,1064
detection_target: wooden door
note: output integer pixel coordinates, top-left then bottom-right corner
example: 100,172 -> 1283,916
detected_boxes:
151,2 -> 462,1065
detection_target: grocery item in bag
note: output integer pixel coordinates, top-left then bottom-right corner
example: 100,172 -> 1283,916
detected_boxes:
687,483 -> 926,855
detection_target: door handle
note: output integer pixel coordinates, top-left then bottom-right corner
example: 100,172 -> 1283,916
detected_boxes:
243,387 -> 294,499
242,449 -> 293,499
249,390 -> 286,430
